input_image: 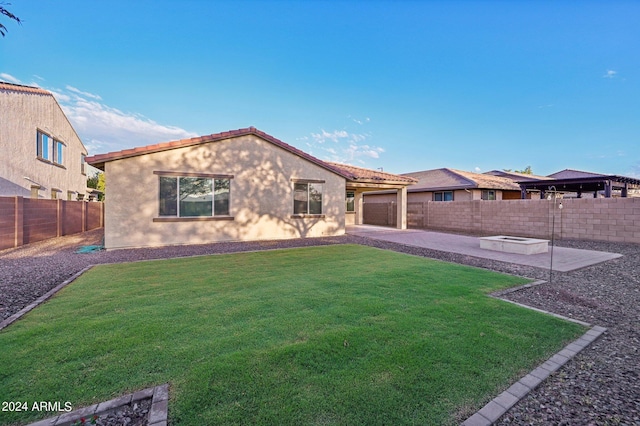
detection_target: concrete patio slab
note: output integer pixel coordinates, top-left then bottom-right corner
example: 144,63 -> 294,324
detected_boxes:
347,225 -> 622,272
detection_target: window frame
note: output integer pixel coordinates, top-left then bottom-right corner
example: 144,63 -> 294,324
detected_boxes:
346,190 -> 355,212
291,179 -> 325,218
153,171 -> 234,222
433,191 -> 454,202
52,139 -> 65,166
481,190 -> 496,201
36,130 -> 50,161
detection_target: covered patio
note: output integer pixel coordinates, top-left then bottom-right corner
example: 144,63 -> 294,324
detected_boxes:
519,175 -> 640,199
327,162 -> 417,229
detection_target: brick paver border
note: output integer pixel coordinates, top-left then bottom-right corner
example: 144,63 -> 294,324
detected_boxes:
26,383 -> 169,426
462,280 -> 608,425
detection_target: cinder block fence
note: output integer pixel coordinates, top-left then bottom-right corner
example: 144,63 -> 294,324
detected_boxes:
0,197 -> 104,250
365,197 -> 640,244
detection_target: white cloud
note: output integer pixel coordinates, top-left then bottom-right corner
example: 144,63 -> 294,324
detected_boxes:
306,128 -> 384,165
65,85 -> 102,100
349,115 -> 371,125
603,70 -> 617,78
311,129 -> 350,144
474,167 -> 481,172
0,73 -> 21,84
2,73 -> 198,154
49,86 -> 197,154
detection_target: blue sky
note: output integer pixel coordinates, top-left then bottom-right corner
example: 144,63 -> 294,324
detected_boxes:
1,0 -> 638,177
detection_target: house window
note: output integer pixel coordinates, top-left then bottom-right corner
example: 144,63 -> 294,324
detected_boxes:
346,191 -> 355,212
53,140 -> 64,165
293,182 -> 323,215
81,154 -> 86,175
36,130 -> 50,160
482,190 -> 496,200
433,191 -> 453,201
159,175 -> 230,217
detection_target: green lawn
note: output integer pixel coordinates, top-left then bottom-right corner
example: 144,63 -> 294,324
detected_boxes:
0,245 -> 585,425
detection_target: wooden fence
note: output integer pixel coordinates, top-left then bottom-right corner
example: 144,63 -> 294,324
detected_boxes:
0,197 -> 104,250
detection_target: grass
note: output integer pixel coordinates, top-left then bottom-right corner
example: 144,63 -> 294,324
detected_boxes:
0,245 -> 585,425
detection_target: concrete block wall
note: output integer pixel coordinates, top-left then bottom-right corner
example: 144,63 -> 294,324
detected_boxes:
0,196 -> 104,250
363,202 -> 397,227
393,198 -> 640,244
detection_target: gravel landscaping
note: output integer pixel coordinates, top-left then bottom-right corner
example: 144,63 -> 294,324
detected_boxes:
1,229 -> 638,425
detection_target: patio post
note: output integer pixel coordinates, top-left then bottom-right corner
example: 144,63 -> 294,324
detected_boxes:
355,191 -> 364,225
396,187 -> 407,229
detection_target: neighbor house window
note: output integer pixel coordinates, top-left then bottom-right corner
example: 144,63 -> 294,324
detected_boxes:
346,191 -> 355,212
482,190 -> 496,200
158,174 -> 231,218
36,130 -> 50,160
433,191 -> 454,201
293,182 -> 323,215
53,140 -> 64,165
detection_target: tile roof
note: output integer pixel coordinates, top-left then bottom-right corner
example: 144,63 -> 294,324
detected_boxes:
547,169 -> 607,179
0,81 -> 52,96
85,127 -> 414,186
484,169 -> 553,182
326,162 -> 417,185
403,168 -> 522,191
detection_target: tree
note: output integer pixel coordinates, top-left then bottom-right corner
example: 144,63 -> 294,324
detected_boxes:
503,166 -> 533,175
0,3 -> 21,37
515,166 -> 533,175
87,172 -> 105,201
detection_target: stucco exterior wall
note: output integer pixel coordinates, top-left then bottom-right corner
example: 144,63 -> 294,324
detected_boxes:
104,134 -> 346,249
0,88 -> 88,199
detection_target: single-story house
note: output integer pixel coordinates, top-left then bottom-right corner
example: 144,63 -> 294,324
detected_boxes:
86,127 -> 416,249
364,167 -> 527,204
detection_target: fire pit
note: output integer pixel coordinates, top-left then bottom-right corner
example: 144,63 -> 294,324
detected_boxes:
479,235 -> 549,255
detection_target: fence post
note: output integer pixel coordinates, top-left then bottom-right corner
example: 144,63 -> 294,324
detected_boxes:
57,199 -> 63,237
82,201 -> 87,232
14,196 -> 24,248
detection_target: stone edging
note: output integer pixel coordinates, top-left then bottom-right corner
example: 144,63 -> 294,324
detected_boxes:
26,383 -> 169,426
462,279 -> 608,425
462,326 -> 607,426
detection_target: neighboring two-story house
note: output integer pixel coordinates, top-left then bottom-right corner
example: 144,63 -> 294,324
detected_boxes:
0,82 -> 89,200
